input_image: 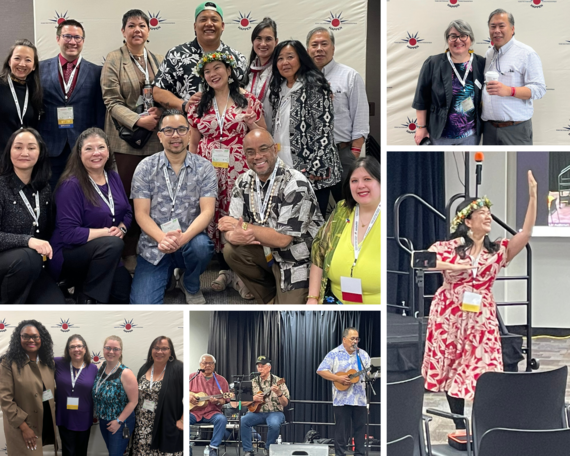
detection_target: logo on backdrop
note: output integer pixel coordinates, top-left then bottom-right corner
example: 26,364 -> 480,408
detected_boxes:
91,351 -> 102,364
147,11 -> 175,31
519,0 -> 556,7
40,11 -> 70,26
397,32 -> 430,49
0,318 -> 10,333
317,12 -> 357,31
476,37 -> 494,48
115,318 -> 141,333
556,124 -> 570,135
52,318 -> 77,333
233,12 -> 256,31
559,40 -> 570,46
434,0 -> 473,7
395,117 -> 419,135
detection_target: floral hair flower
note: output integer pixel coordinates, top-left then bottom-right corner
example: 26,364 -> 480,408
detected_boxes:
450,196 -> 493,233
192,51 -> 237,79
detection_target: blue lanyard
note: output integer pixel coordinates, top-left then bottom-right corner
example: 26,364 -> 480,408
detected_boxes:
213,372 -> 223,392
356,351 -> 363,371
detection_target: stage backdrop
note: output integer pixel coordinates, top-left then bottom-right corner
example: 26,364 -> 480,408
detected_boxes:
0,311 -> 183,456
387,0 -> 570,145
33,0 -> 368,82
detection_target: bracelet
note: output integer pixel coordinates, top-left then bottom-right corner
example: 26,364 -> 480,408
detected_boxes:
511,87 -> 516,97
416,125 -> 426,129
307,295 -> 319,300
119,226 -> 127,235
351,147 -> 361,153
242,222 -> 249,231
278,394 -> 283,398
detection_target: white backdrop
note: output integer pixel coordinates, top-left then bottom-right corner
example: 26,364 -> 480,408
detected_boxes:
33,0 -> 368,82
387,0 -> 570,145
0,311 -> 183,456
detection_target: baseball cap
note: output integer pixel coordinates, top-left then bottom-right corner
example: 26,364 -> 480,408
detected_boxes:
195,2 -> 223,20
256,355 -> 271,365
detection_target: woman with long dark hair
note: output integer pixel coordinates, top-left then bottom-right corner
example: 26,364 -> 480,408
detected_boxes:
421,171 -> 537,428
131,336 -> 183,455
0,320 -> 58,455
50,127 -> 132,303
0,128 -> 64,303
269,40 -> 341,218
188,52 -> 266,300
0,39 -> 43,152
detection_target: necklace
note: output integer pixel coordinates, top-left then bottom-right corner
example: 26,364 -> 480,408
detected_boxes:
249,161 -> 281,224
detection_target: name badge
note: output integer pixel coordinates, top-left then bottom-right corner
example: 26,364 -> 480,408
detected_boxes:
142,399 -> 156,411
340,276 -> 363,304
461,97 -> 475,112
462,291 -> 482,313
57,107 -> 74,129
42,389 -> 54,402
212,149 -> 230,168
161,218 -> 182,233
67,397 -> 79,410
263,246 -> 274,266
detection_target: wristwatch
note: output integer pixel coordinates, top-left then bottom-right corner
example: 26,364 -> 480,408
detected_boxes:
116,419 -> 124,425
119,226 -> 127,235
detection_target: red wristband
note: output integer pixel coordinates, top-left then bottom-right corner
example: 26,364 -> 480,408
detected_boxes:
351,147 -> 361,153
511,87 -> 516,97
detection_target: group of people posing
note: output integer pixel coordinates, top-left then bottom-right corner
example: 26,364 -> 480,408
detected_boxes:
413,8 -> 546,146
0,319 -> 183,455
0,2 -> 379,304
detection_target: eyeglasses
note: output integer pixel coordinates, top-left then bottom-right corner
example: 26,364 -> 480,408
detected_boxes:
447,34 -> 469,42
347,337 -> 360,342
21,335 -> 40,342
152,347 -> 171,353
60,34 -> 84,43
69,345 -> 85,350
159,126 -> 189,136
103,346 -> 122,353
244,144 -> 275,158
200,361 -> 215,366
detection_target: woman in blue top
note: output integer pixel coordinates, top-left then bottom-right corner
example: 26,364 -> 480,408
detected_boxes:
54,334 -> 98,456
92,335 -> 138,456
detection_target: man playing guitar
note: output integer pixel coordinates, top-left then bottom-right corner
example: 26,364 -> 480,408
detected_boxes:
242,355 -> 290,456
190,354 -> 230,456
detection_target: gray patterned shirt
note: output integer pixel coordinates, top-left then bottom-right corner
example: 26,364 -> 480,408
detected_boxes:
229,160 -> 324,292
131,151 -> 218,265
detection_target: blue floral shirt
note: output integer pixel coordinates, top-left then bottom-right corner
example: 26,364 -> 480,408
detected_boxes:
317,345 -> 371,406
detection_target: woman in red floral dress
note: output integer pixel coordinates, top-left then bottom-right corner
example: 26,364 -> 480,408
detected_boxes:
188,51 -> 266,300
421,170 -> 537,428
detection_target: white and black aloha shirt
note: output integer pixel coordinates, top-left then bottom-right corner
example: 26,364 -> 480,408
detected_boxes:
229,161 -> 325,292
153,38 -> 248,102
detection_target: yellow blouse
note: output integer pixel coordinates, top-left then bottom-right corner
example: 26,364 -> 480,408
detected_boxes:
328,209 -> 380,304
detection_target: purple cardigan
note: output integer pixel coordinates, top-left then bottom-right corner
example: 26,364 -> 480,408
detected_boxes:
54,357 -> 99,431
49,171 -> 132,279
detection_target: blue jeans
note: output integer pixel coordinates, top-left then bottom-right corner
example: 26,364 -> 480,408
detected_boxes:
191,412 -> 227,448
130,233 -> 214,304
98,412 -> 135,456
241,411 -> 284,452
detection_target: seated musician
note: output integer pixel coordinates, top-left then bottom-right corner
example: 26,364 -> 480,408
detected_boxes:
242,355 -> 290,455
189,354 -> 229,456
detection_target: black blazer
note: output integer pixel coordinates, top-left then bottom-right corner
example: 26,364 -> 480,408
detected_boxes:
134,359 -> 183,453
412,53 -> 485,140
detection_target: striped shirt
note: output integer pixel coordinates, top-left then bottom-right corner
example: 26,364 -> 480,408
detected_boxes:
322,59 -> 369,143
481,38 -> 546,122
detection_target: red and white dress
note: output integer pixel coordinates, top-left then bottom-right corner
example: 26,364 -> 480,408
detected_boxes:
188,92 -> 262,252
421,238 -> 510,401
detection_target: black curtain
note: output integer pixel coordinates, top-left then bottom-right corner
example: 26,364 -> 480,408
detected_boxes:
387,151 -> 446,315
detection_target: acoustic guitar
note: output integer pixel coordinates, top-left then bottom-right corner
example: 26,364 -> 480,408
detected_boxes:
234,378 -> 286,413
333,366 -> 371,391
190,391 -> 234,410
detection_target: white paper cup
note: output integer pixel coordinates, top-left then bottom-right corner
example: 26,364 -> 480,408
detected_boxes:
485,71 -> 499,82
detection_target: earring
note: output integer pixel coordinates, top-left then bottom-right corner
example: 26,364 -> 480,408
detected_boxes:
169,355 -> 174,362
228,77 -> 234,84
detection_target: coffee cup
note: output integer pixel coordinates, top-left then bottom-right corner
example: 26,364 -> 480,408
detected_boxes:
485,71 -> 499,82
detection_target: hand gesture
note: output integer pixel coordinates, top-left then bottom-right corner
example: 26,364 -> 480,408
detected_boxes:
20,424 -> 38,451
218,216 -> 239,232
147,106 -> 162,120
107,419 -> 121,435
108,226 -> 124,238
227,218 -> 260,246
271,385 -> 281,395
242,107 -> 257,127
336,374 -> 351,386
414,128 -> 430,145
136,114 -> 159,130
188,92 -> 203,110
158,230 -> 182,253
486,80 -> 510,97
528,170 -> 537,199
253,392 -> 265,403
189,394 -> 199,405
28,238 -> 53,259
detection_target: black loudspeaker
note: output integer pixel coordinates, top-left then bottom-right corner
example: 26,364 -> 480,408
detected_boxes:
269,444 -> 330,456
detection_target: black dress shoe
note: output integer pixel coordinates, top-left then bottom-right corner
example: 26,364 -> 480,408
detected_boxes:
209,447 -> 218,456
75,292 -> 99,304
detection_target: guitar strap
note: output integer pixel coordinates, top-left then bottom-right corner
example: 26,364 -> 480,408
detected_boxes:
213,372 -> 223,394
356,350 -> 363,372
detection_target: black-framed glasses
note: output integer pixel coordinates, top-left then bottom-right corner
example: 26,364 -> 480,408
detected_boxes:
69,344 -> 85,350
60,34 -> 84,43
21,334 -> 40,342
103,346 -> 121,353
159,126 -> 189,136
244,144 -> 275,158
447,34 -> 469,42
152,347 -> 171,353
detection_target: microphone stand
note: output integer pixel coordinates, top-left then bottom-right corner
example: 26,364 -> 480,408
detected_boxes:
357,349 -> 377,456
233,375 -> 245,456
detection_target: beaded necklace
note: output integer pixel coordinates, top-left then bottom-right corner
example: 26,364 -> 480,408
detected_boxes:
249,160 -> 282,225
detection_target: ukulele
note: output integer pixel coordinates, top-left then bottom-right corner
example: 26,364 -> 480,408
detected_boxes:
333,366 -> 372,391
248,378 -> 286,413
189,391 -> 234,410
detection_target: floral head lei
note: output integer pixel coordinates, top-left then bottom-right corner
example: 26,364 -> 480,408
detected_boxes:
450,196 -> 492,233
192,51 -> 237,79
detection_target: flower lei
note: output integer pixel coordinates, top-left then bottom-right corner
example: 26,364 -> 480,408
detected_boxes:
192,51 -> 237,79
450,196 -> 493,233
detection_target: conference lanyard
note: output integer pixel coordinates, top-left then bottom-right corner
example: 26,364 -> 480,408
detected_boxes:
255,159 -> 280,219
356,350 -> 363,371
213,92 -> 230,141
70,362 -> 85,390
351,203 -> 381,276
163,167 -> 186,213
88,171 -> 115,222
58,55 -> 83,97
446,52 -> 473,90
95,363 -> 119,394
8,77 -> 28,127
19,190 -> 40,233
128,48 -> 149,84
150,363 -> 166,391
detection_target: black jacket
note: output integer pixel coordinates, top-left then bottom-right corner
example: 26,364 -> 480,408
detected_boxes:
133,359 -> 183,453
412,53 -> 485,140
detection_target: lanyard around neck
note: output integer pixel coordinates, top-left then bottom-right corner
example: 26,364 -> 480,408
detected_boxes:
446,52 -> 473,90
8,77 -> 28,127
163,166 -> 186,213
128,48 -> 149,83
19,189 -> 40,233
58,55 -> 83,97
351,203 -> 381,276
88,171 -> 115,221
95,362 -> 119,394
70,362 -> 85,390
213,92 -> 230,141
254,159 -> 280,220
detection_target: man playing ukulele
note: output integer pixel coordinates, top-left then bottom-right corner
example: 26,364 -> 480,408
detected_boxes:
242,355 -> 290,456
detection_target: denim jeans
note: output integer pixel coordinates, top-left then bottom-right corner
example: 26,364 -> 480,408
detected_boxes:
130,232 -> 214,304
241,411 -> 285,452
98,412 -> 135,456
191,412 -> 227,448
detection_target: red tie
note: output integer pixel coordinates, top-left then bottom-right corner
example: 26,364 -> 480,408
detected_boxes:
63,62 -> 74,84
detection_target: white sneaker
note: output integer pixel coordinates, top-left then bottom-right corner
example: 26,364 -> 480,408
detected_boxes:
179,272 -> 206,304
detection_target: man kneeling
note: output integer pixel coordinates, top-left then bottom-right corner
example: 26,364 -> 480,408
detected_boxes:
219,129 -> 324,304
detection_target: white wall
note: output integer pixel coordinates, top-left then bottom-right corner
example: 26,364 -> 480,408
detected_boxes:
189,311 -> 211,374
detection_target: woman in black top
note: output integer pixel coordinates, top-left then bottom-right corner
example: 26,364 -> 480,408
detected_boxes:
0,39 -> 43,152
0,128 -> 64,303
